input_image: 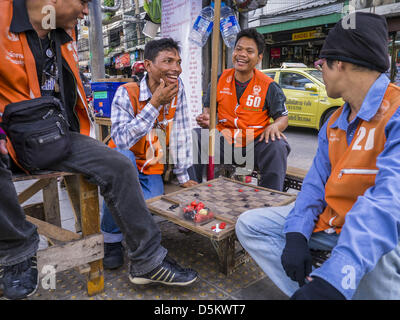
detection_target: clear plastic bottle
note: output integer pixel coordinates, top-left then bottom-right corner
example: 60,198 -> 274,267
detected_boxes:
189,5 -> 214,47
219,3 -> 241,48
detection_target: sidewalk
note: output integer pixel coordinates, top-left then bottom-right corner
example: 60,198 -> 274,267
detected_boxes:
12,179 -> 288,301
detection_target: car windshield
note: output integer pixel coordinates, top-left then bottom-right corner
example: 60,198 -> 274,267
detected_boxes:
305,69 -> 323,83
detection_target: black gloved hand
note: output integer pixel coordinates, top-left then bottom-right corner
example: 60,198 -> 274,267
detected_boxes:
290,276 -> 346,300
281,232 -> 312,286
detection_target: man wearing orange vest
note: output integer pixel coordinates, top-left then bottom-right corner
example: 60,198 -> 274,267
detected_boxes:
0,0 -> 197,300
195,28 -> 290,191
236,12 -> 400,299
101,38 -> 198,269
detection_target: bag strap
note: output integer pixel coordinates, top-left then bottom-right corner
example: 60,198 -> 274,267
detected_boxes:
54,30 -> 68,120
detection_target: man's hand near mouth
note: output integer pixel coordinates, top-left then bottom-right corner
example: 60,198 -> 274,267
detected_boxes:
150,78 -> 179,108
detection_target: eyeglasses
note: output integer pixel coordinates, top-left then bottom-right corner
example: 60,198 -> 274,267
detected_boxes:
314,58 -> 325,71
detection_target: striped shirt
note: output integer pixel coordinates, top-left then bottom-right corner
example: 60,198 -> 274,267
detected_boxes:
110,75 -> 193,184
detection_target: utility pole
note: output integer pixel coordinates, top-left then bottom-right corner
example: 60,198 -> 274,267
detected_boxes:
88,0 -> 105,81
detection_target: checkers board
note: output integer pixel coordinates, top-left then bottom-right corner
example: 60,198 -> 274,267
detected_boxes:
146,177 -> 296,274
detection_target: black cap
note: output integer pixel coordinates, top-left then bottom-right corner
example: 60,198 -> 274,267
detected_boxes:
320,12 -> 389,73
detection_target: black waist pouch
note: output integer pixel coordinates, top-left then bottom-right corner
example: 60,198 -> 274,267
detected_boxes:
2,96 -> 71,172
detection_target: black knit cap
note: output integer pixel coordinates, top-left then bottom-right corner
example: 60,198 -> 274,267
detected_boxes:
320,12 -> 389,73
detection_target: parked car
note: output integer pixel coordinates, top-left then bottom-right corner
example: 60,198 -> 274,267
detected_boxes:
262,63 -> 344,130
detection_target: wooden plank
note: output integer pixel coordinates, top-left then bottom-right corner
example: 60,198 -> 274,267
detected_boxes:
12,171 -> 74,182
78,176 -> 104,296
64,175 -> 82,233
286,166 -> 308,179
96,78 -> 133,82
42,178 -> 61,227
23,202 -> 45,221
17,179 -> 51,204
26,215 -> 81,242
37,234 -> 104,279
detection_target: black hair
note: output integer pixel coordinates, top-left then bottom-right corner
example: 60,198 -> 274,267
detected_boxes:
144,38 -> 181,62
234,28 -> 265,55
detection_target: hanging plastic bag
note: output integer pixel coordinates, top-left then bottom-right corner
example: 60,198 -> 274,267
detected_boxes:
143,0 -> 162,24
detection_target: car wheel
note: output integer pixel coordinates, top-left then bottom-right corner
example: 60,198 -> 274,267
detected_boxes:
320,107 -> 338,129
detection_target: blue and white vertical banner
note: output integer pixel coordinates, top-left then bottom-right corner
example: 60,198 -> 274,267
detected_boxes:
161,0 -> 203,129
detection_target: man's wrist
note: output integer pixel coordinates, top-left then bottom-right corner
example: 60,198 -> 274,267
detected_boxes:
150,97 -> 161,110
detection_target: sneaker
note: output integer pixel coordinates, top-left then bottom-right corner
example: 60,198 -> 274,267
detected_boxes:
103,242 -> 124,270
129,256 -> 198,286
0,255 -> 38,300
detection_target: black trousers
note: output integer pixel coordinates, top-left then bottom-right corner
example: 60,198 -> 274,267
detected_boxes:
191,128 -> 291,191
0,132 -> 167,275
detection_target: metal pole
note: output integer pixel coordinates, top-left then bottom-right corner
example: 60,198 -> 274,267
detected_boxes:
207,0 -> 221,180
88,0 -> 105,81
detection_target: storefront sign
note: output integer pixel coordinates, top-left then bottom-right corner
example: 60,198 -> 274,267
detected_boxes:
270,48 -> 281,58
115,53 -> 131,69
161,0 -> 202,129
292,30 -> 317,41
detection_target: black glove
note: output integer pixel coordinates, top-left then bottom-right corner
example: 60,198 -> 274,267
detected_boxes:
290,276 -> 346,300
281,232 -> 312,286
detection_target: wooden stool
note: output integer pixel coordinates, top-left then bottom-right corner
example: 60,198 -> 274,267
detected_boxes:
10,171 -> 104,297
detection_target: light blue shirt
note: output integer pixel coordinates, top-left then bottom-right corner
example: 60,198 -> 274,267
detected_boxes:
284,74 -> 400,299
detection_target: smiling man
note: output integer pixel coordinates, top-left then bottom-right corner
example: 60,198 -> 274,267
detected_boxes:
101,38 -> 198,269
0,2 -> 197,300
195,28 -> 290,191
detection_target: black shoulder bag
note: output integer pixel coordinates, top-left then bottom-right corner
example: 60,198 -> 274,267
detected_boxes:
2,31 -> 71,172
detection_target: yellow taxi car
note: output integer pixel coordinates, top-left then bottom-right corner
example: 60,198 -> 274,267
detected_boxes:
262,63 -> 344,130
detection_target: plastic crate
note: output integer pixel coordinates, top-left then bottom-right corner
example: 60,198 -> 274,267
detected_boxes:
91,81 -> 127,118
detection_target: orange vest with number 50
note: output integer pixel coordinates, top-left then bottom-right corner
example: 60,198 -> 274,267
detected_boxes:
216,68 -> 273,147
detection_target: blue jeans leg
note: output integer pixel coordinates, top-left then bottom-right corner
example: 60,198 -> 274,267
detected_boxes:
101,149 -> 164,243
237,203 -> 400,299
236,203 -> 339,298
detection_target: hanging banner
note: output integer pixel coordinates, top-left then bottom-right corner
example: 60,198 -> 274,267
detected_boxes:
161,0 -> 202,129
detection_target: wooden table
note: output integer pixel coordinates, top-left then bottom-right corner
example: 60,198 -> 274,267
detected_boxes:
146,177 -> 296,275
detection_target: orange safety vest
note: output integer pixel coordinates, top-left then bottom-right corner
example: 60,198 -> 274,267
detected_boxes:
216,68 -> 273,147
108,82 -> 177,175
0,0 -> 94,167
314,83 -> 400,234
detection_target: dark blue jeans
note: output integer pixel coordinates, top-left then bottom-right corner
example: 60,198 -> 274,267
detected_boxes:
0,133 -> 167,276
101,149 -> 164,243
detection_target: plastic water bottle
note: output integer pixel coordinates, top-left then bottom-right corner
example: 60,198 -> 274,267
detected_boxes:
189,5 -> 214,47
220,3 -> 241,48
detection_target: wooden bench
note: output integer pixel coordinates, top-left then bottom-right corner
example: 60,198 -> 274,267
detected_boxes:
3,171 -> 104,297
283,166 -> 308,191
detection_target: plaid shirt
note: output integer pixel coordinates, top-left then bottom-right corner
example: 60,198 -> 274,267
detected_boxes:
110,75 -> 193,184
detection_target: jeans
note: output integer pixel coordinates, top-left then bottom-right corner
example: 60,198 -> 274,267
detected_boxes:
191,128 -> 290,191
0,132 -> 167,276
101,149 -> 164,243
235,203 -> 400,299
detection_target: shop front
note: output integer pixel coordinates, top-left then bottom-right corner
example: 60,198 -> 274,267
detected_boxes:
264,26 -> 334,68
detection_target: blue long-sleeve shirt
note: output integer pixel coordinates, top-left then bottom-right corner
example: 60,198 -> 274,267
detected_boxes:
284,74 -> 400,299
